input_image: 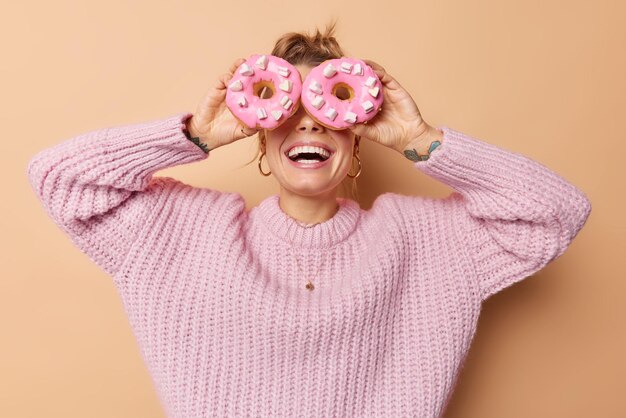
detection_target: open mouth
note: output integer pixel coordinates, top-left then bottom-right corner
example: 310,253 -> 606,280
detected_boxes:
285,145 -> 333,163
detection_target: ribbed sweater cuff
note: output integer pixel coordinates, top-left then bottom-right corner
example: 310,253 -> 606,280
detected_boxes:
91,112 -> 208,190
26,112 -> 208,193
414,126 -> 591,233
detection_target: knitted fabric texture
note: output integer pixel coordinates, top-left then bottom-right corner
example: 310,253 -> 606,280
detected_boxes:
27,112 -> 592,417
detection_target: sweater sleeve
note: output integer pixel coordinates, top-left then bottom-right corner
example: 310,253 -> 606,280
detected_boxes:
26,111 -> 209,277
414,126 -> 592,301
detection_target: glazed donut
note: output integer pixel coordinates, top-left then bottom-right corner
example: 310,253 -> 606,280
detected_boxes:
225,54 -> 302,130
301,58 -> 383,130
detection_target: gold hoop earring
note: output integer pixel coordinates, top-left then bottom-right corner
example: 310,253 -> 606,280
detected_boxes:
258,152 -> 271,176
347,154 -> 362,179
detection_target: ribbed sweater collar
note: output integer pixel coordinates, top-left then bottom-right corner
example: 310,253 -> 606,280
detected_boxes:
255,194 -> 361,249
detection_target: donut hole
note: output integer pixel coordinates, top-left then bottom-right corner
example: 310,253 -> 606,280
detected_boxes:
253,80 -> 275,99
332,83 -> 354,101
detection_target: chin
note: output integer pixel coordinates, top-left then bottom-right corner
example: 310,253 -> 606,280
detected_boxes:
281,182 -> 340,197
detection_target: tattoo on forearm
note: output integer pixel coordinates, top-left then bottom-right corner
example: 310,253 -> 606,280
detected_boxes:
184,129 -> 210,154
403,140 -> 442,161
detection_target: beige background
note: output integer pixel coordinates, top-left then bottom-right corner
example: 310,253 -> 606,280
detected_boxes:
2,0 -> 623,417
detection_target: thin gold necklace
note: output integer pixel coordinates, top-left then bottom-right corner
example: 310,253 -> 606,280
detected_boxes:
285,203 -> 341,291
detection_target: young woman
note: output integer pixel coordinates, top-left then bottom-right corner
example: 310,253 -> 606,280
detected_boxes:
27,24 -> 591,417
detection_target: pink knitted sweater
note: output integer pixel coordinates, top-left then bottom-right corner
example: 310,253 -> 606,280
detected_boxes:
27,112 -> 591,417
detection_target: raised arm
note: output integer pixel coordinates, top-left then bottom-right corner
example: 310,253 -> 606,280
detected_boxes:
26,112 -> 209,277
348,58 -> 591,302
409,126 -> 592,301
26,56 -> 263,279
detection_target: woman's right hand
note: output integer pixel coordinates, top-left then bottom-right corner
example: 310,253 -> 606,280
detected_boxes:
186,57 -> 259,151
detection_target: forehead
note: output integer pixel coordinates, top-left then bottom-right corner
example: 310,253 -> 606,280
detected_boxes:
295,64 -> 314,79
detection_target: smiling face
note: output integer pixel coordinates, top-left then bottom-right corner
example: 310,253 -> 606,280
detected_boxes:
260,64 -> 358,198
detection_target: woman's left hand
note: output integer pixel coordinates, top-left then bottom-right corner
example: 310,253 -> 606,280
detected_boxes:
349,59 -> 432,153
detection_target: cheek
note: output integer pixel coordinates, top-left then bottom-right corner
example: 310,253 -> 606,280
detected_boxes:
339,153 -> 354,171
328,146 -> 350,172
265,126 -> 289,146
263,132 -> 279,154
264,136 -> 285,165
342,144 -> 358,170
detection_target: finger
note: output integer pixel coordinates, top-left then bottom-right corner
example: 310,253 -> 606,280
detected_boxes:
362,58 -> 400,87
238,123 -> 258,138
362,58 -> 385,73
362,59 -> 388,80
214,58 -> 246,96
349,123 -> 375,141
228,57 -> 246,75
202,73 -> 230,109
214,72 -> 232,91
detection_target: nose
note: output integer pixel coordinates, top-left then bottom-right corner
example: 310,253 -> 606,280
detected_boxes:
294,107 -> 325,134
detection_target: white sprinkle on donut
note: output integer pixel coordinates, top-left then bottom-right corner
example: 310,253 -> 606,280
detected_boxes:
279,79 -> 292,93
255,55 -> 268,70
277,66 -> 290,77
309,80 -> 323,94
312,96 -> 325,110
237,96 -> 247,107
340,62 -> 353,73
325,108 -> 338,121
271,110 -> 282,120
280,95 -> 293,110
365,76 -> 376,87
352,63 -> 363,76
368,86 -> 380,98
229,80 -> 243,92
362,101 -> 374,113
343,111 -> 357,123
323,64 -> 337,78
257,108 -> 268,119
239,63 -> 254,76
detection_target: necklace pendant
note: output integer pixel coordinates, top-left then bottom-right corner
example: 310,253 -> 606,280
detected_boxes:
305,281 -> 315,291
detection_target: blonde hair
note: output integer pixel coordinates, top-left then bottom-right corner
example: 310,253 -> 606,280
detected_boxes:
243,20 -> 361,201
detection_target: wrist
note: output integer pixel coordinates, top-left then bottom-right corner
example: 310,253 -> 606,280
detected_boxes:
185,117 -> 201,138
400,124 -> 444,162
184,117 -> 210,154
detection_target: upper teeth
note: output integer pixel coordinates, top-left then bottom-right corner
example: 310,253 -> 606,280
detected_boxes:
288,146 -> 330,159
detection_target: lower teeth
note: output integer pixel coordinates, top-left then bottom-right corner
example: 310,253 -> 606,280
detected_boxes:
296,159 -> 320,164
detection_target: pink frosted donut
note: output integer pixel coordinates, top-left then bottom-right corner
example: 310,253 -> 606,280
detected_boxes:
301,58 -> 384,130
225,54 -> 302,130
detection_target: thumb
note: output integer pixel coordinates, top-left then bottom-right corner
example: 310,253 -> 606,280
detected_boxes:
349,123 -> 376,141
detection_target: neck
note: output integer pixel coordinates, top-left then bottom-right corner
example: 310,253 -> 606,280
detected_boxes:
278,187 -> 340,225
